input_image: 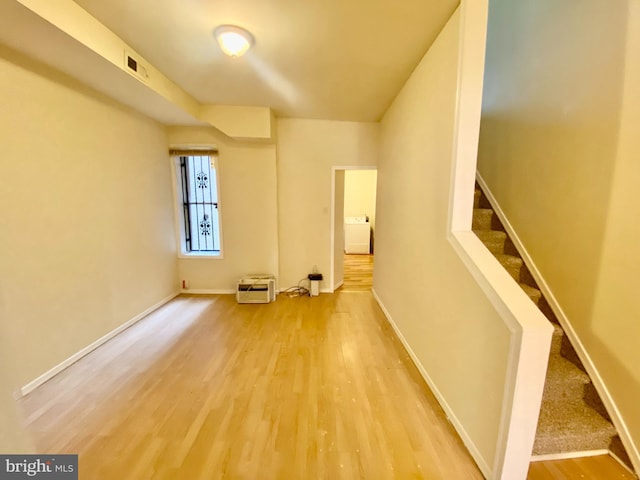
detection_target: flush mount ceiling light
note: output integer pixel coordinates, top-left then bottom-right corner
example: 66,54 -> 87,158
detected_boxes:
214,25 -> 254,57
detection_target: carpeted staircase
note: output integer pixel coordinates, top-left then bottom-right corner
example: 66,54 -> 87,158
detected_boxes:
472,184 -> 634,470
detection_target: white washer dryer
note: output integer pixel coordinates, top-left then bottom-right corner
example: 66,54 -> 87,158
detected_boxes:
344,215 -> 370,254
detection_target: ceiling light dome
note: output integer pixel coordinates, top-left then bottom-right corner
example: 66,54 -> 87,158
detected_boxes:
214,25 -> 254,57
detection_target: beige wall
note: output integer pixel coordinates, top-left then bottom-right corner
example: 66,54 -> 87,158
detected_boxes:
591,2 -> 640,448
167,127 -> 279,291
0,329 -> 32,452
0,45 -> 178,400
478,0 -> 640,456
0,388 -> 30,452
344,169 -> 377,229
276,119 -> 379,290
374,9 -> 511,469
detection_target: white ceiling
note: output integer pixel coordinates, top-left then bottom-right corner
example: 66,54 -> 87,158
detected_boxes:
72,0 -> 459,122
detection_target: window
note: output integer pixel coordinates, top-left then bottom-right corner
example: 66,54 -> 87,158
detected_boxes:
172,150 -> 222,256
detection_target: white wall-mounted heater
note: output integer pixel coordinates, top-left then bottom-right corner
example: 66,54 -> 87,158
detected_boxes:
236,275 -> 276,304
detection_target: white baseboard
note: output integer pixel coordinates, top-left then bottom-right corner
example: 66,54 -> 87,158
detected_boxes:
181,289 -> 235,295
333,280 -> 344,291
21,291 -> 179,396
371,288 -> 492,478
477,173 -> 640,473
531,450 -> 609,462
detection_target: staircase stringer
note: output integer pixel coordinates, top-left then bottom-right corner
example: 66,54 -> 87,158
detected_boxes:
476,172 -> 640,474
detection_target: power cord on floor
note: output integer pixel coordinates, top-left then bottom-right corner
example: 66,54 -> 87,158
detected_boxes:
282,278 -> 310,297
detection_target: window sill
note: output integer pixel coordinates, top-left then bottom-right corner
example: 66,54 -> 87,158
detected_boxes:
178,252 -> 223,260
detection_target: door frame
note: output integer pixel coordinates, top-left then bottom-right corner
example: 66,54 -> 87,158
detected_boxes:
329,165 -> 377,291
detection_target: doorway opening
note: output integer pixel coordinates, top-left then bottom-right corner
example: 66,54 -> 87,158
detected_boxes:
330,167 -> 377,292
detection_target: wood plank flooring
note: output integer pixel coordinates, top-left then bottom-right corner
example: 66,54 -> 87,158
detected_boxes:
18,292 -> 633,479
18,293 -> 483,479
340,254 -> 374,292
527,454 -> 634,479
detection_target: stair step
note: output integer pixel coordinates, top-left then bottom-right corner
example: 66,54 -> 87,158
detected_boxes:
610,435 -> 635,472
474,230 -> 507,254
543,354 -> 590,402
537,295 -> 559,324
472,208 -> 493,230
549,323 -> 564,355
533,395 -> 617,455
473,184 -> 622,462
583,382 -> 612,422
495,254 -> 522,281
519,283 -> 542,306
560,334 -> 587,373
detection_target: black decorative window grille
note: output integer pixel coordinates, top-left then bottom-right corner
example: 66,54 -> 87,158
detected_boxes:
199,215 -> 211,236
196,172 -> 208,189
179,154 -> 220,253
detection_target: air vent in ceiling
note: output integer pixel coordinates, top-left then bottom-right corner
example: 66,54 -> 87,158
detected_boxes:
124,50 -> 149,82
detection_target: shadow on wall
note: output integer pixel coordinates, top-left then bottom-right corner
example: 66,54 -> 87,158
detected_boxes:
478,0 -> 629,324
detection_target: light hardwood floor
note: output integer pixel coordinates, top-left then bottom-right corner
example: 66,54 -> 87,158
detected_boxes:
18,293 -> 634,479
528,454 -> 634,479
19,293 -> 483,479
340,254 -> 374,292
